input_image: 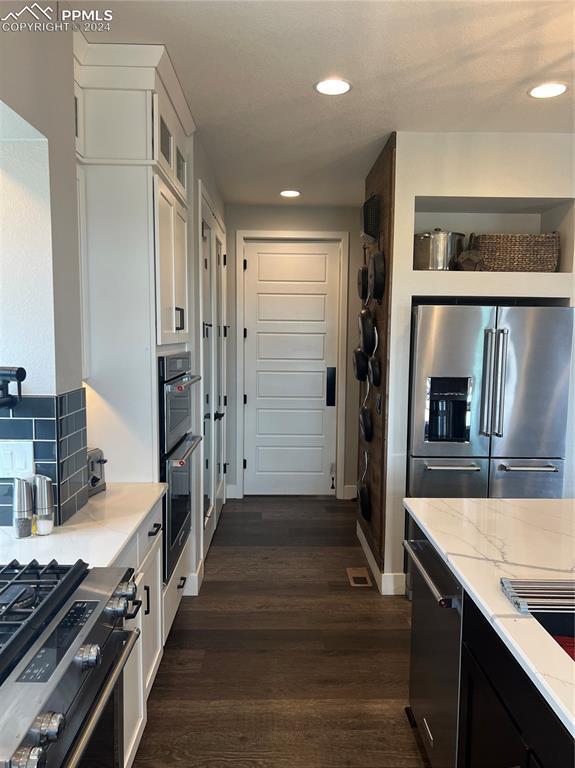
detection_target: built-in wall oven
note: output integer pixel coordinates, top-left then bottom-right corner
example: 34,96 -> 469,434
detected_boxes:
159,352 -> 201,582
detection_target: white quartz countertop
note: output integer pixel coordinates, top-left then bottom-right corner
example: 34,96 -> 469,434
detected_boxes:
0,483 -> 167,567
403,497 -> 575,737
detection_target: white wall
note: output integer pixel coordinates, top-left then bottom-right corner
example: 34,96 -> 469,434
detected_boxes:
0,138 -> 55,393
0,30 -> 82,395
383,132 -> 575,589
224,204 -> 362,490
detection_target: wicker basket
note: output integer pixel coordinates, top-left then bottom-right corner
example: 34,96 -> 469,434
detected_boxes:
468,232 -> 560,272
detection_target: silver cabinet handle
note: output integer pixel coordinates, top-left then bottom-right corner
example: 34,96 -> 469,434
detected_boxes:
64,629 -> 140,768
169,435 -> 202,467
403,540 -> 453,608
480,328 -> 496,436
500,464 -> 559,473
492,328 -> 509,437
425,464 -> 481,472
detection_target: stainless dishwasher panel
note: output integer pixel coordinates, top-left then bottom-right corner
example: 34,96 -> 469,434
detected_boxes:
409,457 -> 489,498
489,458 -> 565,499
406,537 -> 462,768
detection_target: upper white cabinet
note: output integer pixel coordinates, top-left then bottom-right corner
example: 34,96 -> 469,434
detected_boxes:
155,177 -> 189,344
154,82 -> 187,199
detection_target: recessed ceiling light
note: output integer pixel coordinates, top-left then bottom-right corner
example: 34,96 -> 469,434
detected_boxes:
280,190 -> 300,198
314,78 -> 351,96
528,82 -> 567,99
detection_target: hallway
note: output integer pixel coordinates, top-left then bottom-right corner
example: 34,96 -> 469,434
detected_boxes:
134,497 -> 428,767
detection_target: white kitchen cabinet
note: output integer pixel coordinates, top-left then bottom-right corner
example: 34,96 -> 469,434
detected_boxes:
140,532 -> 164,697
123,570 -> 146,768
153,82 -> 187,200
163,538 -> 191,643
155,177 -> 189,345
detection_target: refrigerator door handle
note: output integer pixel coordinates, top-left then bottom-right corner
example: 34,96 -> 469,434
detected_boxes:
480,328 -> 496,436
425,464 -> 482,472
492,328 -> 509,437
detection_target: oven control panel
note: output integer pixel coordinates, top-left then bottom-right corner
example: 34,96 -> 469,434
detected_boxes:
17,601 -> 98,683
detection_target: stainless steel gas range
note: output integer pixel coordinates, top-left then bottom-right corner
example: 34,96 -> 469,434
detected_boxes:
0,559 -> 141,768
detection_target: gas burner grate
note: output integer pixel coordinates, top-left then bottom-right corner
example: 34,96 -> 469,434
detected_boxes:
0,559 -> 89,684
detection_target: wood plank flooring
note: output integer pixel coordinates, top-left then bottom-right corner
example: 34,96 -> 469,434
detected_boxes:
133,496 -> 428,768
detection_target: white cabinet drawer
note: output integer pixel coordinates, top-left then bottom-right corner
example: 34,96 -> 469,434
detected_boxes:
140,534 -> 163,697
123,570 -> 146,768
163,537 -> 190,643
138,500 -> 163,567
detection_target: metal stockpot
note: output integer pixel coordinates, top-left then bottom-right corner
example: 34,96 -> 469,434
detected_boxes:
413,228 -> 465,270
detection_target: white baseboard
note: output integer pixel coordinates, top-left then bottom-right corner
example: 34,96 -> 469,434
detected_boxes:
341,484 -> 357,500
226,483 -> 242,499
356,522 -> 406,595
183,559 -> 204,596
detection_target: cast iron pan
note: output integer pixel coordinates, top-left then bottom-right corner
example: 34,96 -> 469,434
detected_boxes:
368,356 -> 381,387
359,405 -> 373,442
353,347 -> 369,382
357,481 -> 371,521
357,265 -> 369,302
368,251 -> 386,303
358,308 -> 376,355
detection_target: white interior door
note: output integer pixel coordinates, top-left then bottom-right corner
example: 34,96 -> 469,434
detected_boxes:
243,240 -> 340,495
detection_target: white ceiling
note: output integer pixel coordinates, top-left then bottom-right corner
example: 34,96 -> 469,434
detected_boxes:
88,1 -> 575,206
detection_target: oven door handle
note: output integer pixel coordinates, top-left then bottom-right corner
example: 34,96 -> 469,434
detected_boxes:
63,629 -> 140,768
169,435 -> 202,467
165,375 -> 199,394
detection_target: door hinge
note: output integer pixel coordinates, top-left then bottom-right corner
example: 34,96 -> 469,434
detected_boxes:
243,459 -> 247,469
223,254 -> 227,266
223,325 -> 228,338
243,328 -> 247,339
243,258 -> 247,271
202,221 -> 207,241
205,459 -> 209,470
243,394 -> 247,405
224,395 -> 228,406
223,462 -> 228,474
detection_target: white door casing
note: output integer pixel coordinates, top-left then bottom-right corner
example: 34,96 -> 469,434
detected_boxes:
243,240 -> 342,495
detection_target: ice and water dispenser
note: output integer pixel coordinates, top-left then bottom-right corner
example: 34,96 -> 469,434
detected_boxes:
425,377 -> 471,443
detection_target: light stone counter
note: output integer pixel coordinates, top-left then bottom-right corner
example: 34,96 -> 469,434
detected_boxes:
0,483 -> 166,567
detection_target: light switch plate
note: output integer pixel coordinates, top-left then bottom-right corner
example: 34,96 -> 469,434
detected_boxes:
0,441 -> 34,478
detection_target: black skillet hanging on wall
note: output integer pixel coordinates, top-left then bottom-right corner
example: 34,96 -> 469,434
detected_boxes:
359,405 -> 373,442
356,451 -> 371,521
357,265 -> 369,302
353,347 -> 369,382
368,251 -> 386,303
367,356 -> 381,387
358,307 -> 376,355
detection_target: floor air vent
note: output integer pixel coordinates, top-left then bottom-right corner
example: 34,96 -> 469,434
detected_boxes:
346,567 -> 373,588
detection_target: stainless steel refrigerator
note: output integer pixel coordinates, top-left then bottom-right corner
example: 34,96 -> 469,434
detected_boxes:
408,304 -> 574,498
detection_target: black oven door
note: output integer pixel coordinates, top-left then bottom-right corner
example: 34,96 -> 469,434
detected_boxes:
162,375 -> 195,455
164,435 -> 201,582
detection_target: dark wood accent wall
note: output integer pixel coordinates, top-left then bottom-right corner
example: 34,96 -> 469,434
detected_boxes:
357,133 -> 396,570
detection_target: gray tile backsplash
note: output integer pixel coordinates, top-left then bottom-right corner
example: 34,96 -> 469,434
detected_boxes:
0,388 -> 88,527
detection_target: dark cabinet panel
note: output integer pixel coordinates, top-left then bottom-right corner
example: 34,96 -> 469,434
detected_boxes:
459,644 -> 529,768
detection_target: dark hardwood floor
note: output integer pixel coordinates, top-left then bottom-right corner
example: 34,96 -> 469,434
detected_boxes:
133,496 -> 428,768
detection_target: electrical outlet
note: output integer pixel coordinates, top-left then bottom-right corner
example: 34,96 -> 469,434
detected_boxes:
0,441 -> 34,478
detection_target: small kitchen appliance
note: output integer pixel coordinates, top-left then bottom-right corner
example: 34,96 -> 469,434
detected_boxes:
87,448 -> 107,496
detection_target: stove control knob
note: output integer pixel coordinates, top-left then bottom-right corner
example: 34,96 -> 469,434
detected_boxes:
75,643 -> 101,670
115,580 -> 137,601
105,596 -> 128,619
30,712 -> 65,745
10,746 -> 46,768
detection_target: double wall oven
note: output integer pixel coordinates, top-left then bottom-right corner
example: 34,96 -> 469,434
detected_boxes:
158,352 -> 201,582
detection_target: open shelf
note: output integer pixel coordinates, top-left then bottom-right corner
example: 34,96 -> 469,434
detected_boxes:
414,196 -> 574,274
